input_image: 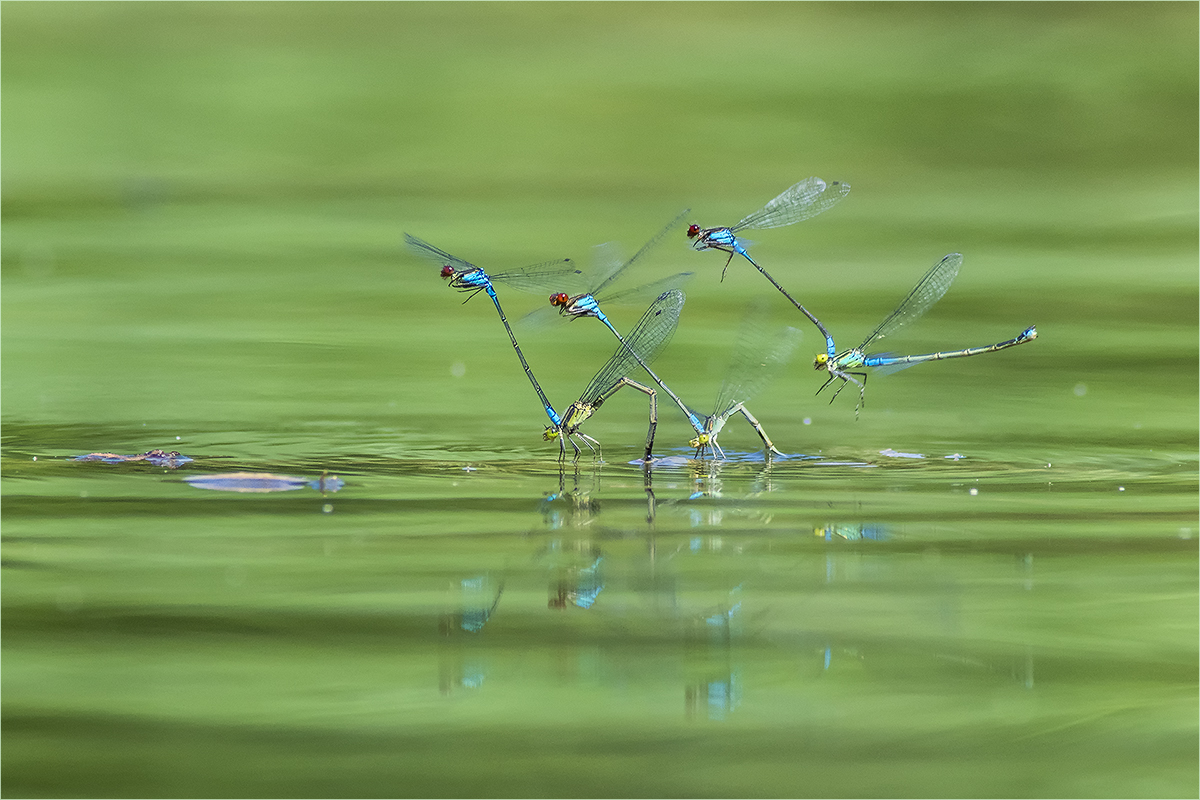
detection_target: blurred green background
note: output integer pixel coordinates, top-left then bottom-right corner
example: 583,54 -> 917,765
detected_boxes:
3,3 -> 1197,798
3,1 -> 1196,454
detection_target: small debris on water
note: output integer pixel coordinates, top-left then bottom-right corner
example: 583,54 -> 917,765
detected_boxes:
73,450 -> 193,468
880,448 -> 924,459
944,453 -> 965,460
185,472 -> 344,494
969,487 -> 979,496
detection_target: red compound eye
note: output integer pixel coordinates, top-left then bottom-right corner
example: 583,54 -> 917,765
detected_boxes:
440,265 -> 454,278
550,293 -> 570,306
686,224 -> 701,239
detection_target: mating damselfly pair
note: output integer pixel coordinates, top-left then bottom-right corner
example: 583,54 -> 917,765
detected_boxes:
406,177 -> 1037,462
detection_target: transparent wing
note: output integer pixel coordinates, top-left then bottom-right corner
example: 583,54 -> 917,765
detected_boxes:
589,208 -> 692,297
594,271 -> 694,308
712,301 -> 804,418
732,178 -> 851,232
405,232 -> 582,294
489,259 -> 586,294
859,253 -> 963,351
518,271 -> 694,330
517,303 -> 564,330
581,241 -> 629,296
404,233 -> 479,273
577,289 -> 685,405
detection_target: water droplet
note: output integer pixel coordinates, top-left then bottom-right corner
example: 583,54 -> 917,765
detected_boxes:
802,417 -> 812,426
969,487 -> 979,496
1073,383 -> 1087,397
322,503 -> 334,514
450,361 -> 467,378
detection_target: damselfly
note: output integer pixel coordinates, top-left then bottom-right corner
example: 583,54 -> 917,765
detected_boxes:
813,253 -> 1038,416
404,233 -> 584,426
545,289 -> 686,462
538,212 -> 710,445
688,304 -> 803,459
542,209 -> 694,330
687,177 -> 849,354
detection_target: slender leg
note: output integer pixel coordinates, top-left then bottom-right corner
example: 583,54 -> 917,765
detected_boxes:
849,371 -> 868,419
593,377 -> 659,463
720,249 -> 735,281
566,433 -> 584,461
577,432 -> 602,462
735,403 -> 782,456
641,385 -> 658,463
828,374 -> 853,403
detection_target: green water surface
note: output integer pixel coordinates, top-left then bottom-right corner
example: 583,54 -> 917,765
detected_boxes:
3,3 -> 1197,797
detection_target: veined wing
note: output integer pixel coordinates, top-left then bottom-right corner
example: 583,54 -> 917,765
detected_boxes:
404,233 -> 480,273
594,271 -> 694,308
406,232 -> 582,293
712,301 -> 804,417
488,260 -> 585,294
732,178 -> 850,232
577,290 -> 685,405
859,253 -> 963,351
519,271 -> 694,330
589,208 -> 692,297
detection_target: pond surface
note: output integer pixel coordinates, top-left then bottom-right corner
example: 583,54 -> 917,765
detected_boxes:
3,3 -> 1197,798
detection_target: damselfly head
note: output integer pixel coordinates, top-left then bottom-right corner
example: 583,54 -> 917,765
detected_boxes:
440,265 -> 455,279
689,433 -> 710,448
686,224 -> 701,239
543,427 -> 560,441
813,353 -> 829,370
549,292 -> 571,307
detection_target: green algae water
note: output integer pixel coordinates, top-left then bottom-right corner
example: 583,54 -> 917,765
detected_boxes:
3,4 -> 1197,797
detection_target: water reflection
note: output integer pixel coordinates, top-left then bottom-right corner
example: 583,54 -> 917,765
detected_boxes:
814,523 -> 889,542
685,586 -> 743,721
547,544 -> 605,610
539,462 -> 601,530
438,575 -> 504,695
541,460 -> 657,527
